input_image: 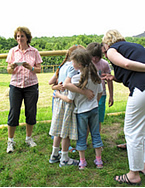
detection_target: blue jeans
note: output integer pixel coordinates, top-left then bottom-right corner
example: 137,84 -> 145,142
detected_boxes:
76,107 -> 103,151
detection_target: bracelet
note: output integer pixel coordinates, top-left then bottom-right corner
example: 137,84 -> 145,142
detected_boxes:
32,67 -> 34,71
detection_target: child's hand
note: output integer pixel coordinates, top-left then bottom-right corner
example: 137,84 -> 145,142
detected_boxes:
101,73 -> 114,81
83,89 -> 94,100
55,90 -> 60,98
58,82 -> 65,91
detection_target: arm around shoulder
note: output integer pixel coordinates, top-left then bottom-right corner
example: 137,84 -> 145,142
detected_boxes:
49,73 -> 57,85
63,77 -> 95,100
55,90 -> 73,103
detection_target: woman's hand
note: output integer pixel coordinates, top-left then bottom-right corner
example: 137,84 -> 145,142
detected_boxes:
7,63 -> 18,74
23,62 -> 32,70
11,63 -> 18,70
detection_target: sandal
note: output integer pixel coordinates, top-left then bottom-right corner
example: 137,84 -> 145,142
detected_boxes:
59,146 -> 76,154
94,159 -> 103,169
79,160 -> 87,170
69,146 -> 76,153
117,143 -> 126,150
59,158 -> 79,167
114,174 -> 141,185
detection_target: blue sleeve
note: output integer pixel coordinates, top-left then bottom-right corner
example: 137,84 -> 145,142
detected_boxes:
67,65 -> 78,78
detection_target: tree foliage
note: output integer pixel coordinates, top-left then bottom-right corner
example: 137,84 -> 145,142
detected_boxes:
0,34 -> 144,73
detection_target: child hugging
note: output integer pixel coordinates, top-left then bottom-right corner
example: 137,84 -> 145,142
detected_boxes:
56,48 -> 104,170
49,45 -> 86,167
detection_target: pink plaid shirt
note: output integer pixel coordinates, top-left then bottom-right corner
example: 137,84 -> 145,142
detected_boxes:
6,45 -> 43,88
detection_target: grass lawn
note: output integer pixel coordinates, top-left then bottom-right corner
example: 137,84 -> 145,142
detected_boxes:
0,73 -> 145,187
0,73 -> 129,125
0,114 -> 145,187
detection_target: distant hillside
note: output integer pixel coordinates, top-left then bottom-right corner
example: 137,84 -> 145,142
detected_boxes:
133,31 -> 145,37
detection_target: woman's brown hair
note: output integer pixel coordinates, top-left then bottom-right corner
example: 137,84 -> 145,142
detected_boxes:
14,26 -> 32,44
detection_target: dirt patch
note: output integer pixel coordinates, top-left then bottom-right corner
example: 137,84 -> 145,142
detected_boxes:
101,122 -> 123,147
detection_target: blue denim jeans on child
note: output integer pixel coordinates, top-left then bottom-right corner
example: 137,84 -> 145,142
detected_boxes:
76,107 -> 103,151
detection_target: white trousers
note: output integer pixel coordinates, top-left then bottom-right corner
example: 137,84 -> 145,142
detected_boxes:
124,88 -> 145,171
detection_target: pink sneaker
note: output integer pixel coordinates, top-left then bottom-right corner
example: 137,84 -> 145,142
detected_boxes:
79,160 -> 87,170
94,158 -> 103,169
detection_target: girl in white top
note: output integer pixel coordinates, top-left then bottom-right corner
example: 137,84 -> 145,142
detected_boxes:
55,48 -> 104,170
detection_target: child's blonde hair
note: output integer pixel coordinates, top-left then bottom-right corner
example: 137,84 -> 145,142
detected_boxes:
56,45 -> 85,78
70,48 -> 101,89
102,29 -> 125,47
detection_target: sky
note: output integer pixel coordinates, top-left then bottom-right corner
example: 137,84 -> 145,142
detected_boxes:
1,0 -> 145,39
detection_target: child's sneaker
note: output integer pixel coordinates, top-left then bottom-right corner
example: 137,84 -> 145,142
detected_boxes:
7,141 -> 16,153
94,158 -> 103,169
49,154 -> 61,163
79,160 -> 87,170
59,158 -> 79,167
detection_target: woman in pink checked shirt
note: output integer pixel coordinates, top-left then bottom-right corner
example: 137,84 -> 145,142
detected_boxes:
6,26 -> 43,153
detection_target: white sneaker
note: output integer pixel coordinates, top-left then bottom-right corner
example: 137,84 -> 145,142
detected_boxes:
7,141 -> 15,153
25,138 -> 37,147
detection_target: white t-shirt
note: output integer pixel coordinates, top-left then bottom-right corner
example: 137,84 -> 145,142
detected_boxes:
68,73 -> 103,114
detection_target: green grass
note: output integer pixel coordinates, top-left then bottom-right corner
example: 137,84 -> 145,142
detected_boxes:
0,73 -> 54,125
0,73 -> 128,125
1,73 -> 144,187
0,115 -> 145,187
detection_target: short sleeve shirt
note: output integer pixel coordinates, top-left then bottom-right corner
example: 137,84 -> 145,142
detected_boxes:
68,73 -> 103,114
58,61 -> 78,83
6,45 -> 43,88
93,58 -> 111,95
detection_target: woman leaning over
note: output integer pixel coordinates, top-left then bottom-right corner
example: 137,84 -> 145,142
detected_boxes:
6,26 -> 42,153
102,29 -> 145,185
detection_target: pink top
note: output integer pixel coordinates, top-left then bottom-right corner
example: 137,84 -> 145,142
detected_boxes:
93,58 -> 111,95
6,45 -> 43,88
